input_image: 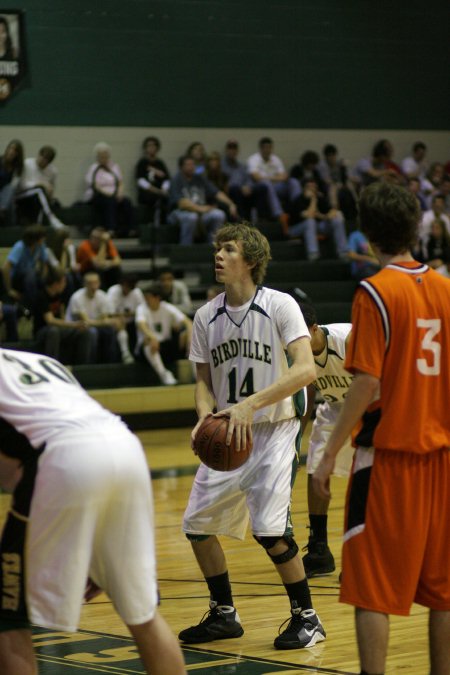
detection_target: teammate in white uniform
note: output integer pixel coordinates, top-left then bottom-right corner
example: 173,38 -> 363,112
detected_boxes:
0,348 -> 185,675
179,223 -> 326,651
297,301 -> 353,578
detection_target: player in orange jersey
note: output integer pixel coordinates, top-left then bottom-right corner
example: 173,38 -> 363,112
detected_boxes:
314,181 -> 450,675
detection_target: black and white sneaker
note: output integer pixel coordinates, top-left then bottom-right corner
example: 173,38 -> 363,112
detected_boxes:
274,608 -> 326,649
178,601 -> 244,644
302,539 -> 335,578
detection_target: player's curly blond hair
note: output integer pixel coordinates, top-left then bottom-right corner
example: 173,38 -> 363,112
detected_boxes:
214,222 -> 272,285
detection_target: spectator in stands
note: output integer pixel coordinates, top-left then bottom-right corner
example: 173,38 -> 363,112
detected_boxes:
347,227 -> 380,280
107,272 -> 145,356
135,136 -> 170,220
2,224 -> 51,311
221,139 -> 253,220
135,281 -> 192,385
0,139 -> 24,226
423,162 -> 444,206
46,226 -> 82,300
168,156 -> 236,245
76,227 -> 122,290
84,142 -> 137,237
205,151 -> 228,192
350,139 -> 403,192
33,266 -> 95,364
206,151 -> 239,220
318,144 -> 357,223
401,141 -> 428,181
290,150 -> 327,194
157,266 -> 193,315
407,177 -> 427,211
16,145 -> 65,229
445,157 -> 450,176
416,218 -> 450,277
426,161 -> 445,189
420,194 -> 450,243
186,141 -> 207,175
376,139 -> 402,176
247,137 -> 301,232
439,173 -> 450,214
288,179 -> 348,260
66,271 -> 133,364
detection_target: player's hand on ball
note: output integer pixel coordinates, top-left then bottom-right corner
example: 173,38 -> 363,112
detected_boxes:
220,400 -> 254,452
191,413 -> 213,453
193,415 -> 252,471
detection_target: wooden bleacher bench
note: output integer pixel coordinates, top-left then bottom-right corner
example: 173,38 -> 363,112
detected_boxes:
89,382 -> 196,430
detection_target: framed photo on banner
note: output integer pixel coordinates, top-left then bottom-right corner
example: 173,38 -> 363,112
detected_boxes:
0,9 -> 28,102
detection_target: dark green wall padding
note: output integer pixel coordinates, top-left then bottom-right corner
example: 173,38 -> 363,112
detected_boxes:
2,1 -> 449,129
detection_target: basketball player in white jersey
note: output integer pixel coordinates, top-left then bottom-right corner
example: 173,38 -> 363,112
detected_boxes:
296,300 -> 354,577
179,223 -> 326,650
0,348 -> 185,675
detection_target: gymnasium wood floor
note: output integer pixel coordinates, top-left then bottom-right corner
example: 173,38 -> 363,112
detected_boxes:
1,426 -> 430,674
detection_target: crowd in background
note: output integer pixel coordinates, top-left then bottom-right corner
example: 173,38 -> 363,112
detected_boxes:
1,135 -> 449,230
0,134 -> 449,379
0,219 -> 194,383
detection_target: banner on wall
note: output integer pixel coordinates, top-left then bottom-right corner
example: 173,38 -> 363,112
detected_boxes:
0,9 -> 27,102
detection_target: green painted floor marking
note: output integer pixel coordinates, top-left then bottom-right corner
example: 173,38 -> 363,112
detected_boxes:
32,626 -> 352,674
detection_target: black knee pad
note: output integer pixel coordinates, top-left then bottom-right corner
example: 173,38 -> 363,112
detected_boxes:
254,535 -> 299,565
253,535 -> 280,550
185,533 -> 211,542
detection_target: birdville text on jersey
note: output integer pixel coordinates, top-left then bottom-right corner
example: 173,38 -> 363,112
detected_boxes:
211,339 -> 272,367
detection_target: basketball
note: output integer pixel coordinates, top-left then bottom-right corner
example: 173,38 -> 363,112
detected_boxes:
194,416 -> 251,471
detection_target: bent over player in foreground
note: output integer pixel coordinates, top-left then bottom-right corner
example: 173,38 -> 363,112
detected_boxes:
180,223 -> 326,650
314,182 -> 450,675
0,349 -> 185,675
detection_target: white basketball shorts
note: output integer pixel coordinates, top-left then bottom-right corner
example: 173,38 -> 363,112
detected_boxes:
306,402 -> 354,476
183,417 -> 301,540
26,427 -> 158,631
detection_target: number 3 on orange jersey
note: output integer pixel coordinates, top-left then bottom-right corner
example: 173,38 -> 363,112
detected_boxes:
416,318 -> 441,376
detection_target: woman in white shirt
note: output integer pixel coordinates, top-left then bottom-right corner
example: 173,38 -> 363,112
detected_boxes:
85,142 -> 137,238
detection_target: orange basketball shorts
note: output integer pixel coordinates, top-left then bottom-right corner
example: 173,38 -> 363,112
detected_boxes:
339,445 -> 450,615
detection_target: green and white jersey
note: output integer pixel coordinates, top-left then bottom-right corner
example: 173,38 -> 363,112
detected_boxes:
0,348 -> 124,452
190,286 -> 310,423
314,323 -> 353,403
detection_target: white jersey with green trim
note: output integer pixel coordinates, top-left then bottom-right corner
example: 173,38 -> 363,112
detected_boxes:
0,348 -> 124,449
314,323 -> 353,403
190,286 -> 310,423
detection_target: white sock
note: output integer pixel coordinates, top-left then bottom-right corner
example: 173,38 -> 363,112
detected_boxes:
117,329 -> 132,359
49,213 -> 65,230
143,345 -> 167,379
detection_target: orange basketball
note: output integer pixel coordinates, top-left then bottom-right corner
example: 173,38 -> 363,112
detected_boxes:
194,416 -> 251,471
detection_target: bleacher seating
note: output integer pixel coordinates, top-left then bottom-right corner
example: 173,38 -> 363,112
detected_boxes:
0,211 -> 358,394
0,220 -> 357,322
